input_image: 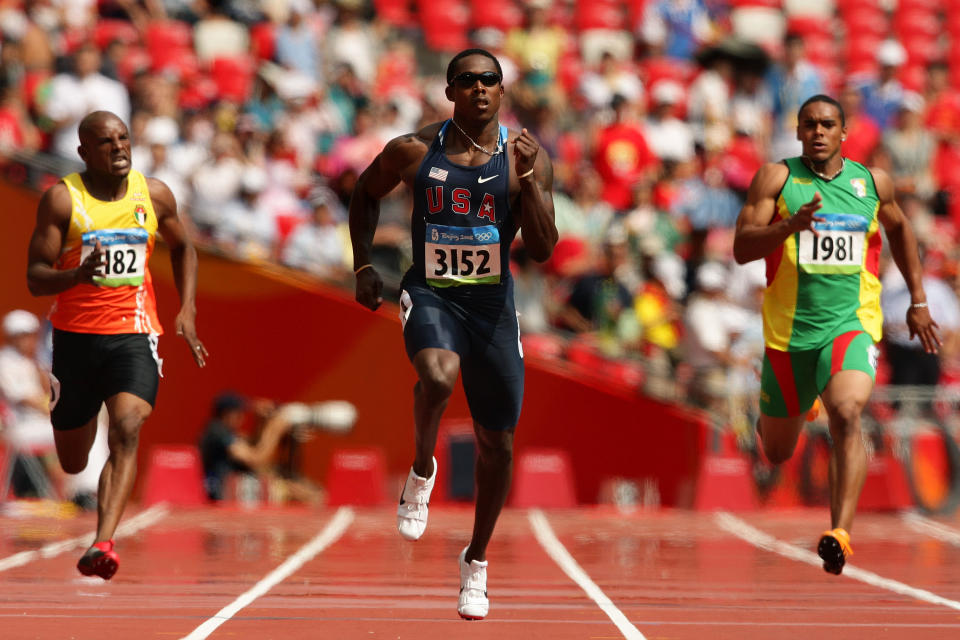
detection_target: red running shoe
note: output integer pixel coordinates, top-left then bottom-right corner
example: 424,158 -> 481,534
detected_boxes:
77,540 -> 119,580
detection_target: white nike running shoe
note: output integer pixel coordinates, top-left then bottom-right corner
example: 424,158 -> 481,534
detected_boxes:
457,547 -> 489,620
396,457 -> 437,541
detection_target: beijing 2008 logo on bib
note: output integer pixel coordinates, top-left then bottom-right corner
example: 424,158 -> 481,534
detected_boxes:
133,205 -> 147,226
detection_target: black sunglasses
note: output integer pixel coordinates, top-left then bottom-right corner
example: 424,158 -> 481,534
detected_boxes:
449,71 -> 501,88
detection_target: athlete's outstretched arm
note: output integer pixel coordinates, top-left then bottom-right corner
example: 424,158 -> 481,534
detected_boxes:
27,183 -> 106,295
733,162 -> 823,264
873,167 -> 941,353
152,177 -> 207,367
349,134 -> 417,310
513,128 -> 557,263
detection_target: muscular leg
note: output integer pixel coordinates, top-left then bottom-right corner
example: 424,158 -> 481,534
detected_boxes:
411,348 -> 460,478
465,424 -> 513,563
53,415 -> 99,474
95,392 -> 152,543
757,414 -> 807,465
820,370 -> 873,532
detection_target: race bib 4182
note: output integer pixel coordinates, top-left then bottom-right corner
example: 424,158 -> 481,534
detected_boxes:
80,228 -> 149,287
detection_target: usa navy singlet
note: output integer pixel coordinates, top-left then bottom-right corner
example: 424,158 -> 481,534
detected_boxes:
409,120 -> 516,300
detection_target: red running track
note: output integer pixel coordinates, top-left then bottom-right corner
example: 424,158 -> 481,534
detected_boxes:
1,503 -> 959,639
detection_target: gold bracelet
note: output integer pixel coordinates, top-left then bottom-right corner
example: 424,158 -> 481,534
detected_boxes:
354,264 -> 374,275
518,168 -> 535,180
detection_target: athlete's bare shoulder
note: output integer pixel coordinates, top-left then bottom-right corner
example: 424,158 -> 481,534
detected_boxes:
145,176 -> 177,219
751,162 -> 790,196
867,165 -> 894,201
379,123 -> 441,175
36,180 -> 72,225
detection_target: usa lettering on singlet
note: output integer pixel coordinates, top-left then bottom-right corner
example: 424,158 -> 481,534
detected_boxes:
411,120 -> 516,290
49,170 -> 163,336
763,157 -> 882,351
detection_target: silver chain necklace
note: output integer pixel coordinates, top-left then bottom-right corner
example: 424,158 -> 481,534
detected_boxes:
802,155 -> 845,181
450,118 -> 501,156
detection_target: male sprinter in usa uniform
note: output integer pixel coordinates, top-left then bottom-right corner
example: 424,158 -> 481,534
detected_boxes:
27,111 -> 207,579
734,95 -> 939,574
350,49 -> 557,619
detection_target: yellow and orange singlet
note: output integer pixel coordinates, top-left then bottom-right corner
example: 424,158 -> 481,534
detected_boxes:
49,170 -> 163,335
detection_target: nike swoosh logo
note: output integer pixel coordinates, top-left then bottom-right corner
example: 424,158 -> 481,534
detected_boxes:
477,175 -> 499,183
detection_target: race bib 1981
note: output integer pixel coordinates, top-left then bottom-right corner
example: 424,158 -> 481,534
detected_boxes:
797,213 -> 868,274
80,228 -> 149,287
425,223 -> 500,287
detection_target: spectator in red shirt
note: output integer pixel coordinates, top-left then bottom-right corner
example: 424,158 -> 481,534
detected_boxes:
0,81 -> 40,155
838,84 -> 881,164
593,94 -> 658,212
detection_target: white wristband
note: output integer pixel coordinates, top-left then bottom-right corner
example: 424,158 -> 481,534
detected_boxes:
911,302 -> 928,310
518,168 -> 535,180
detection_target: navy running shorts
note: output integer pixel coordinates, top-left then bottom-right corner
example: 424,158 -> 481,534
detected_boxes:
399,276 -> 524,431
51,329 -> 161,430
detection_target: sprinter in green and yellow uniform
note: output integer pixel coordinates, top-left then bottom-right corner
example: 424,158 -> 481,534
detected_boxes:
733,95 -> 941,575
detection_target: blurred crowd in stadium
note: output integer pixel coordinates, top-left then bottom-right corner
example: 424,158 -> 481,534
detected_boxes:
2,0 -> 960,422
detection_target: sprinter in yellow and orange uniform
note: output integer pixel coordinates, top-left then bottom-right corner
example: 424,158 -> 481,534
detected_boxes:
734,95 -> 940,575
26,111 -> 207,580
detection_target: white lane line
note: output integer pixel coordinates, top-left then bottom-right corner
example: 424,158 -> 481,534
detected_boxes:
0,502 -> 169,572
182,506 -> 354,640
716,512 -> 960,612
902,511 -> 960,546
528,509 -> 646,640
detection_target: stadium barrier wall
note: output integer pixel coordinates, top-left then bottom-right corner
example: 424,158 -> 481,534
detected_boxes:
0,176 -> 709,506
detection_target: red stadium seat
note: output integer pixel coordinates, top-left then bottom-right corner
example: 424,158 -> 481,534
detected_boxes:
626,0 -> 646,31
786,15 -> 832,38
898,0 -> 941,8
835,0 -> 884,11
151,46 -> 200,79
145,20 -> 193,52
418,0 -> 470,52
901,34 -> 939,67
249,22 -> 276,61
893,8 -> 940,38
574,0 -> 627,31
115,45 -> 151,84
210,55 -> 255,103
177,73 -> 218,110
470,0 -> 524,32
374,0 -> 417,28
898,64 -> 927,92
94,19 -> 140,50
840,7 -> 889,38
728,0 -> 781,7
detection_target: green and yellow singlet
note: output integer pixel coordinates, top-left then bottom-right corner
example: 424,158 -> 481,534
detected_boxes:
762,157 -> 883,351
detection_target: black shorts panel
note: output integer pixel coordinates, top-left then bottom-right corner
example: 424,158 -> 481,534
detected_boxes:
51,329 -> 160,430
400,279 -> 524,431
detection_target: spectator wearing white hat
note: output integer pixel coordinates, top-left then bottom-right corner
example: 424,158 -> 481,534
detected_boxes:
138,116 -> 192,210
282,185 -> 350,278
215,166 -> 278,260
644,80 -> 695,162
882,91 -> 936,200
684,262 -> 751,409
0,310 -> 61,497
859,39 -> 908,130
